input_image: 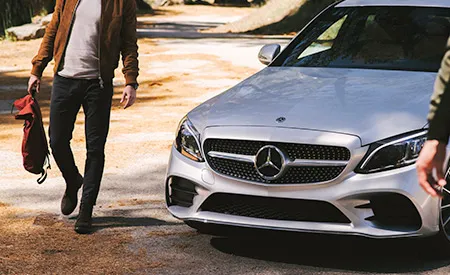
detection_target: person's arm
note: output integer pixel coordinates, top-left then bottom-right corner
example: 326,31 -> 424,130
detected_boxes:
428,38 -> 450,143
120,0 -> 139,109
28,0 -> 63,93
417,38 -> 450,197
31,0 -> 63,78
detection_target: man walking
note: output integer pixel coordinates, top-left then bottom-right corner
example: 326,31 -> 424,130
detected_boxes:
27,0 -> 139,234
417,38 -> 450,196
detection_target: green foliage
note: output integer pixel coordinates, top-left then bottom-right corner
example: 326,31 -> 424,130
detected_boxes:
5,31 -> 18,42
39,8 -> 50,16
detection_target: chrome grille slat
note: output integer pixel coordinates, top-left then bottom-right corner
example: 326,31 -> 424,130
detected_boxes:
290,159 -> 349,167
207,151 -> 255,163
204,139 -> 351,185
208,151 -> 349,167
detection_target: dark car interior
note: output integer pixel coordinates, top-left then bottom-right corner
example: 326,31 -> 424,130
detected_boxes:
276,7 -> 450,72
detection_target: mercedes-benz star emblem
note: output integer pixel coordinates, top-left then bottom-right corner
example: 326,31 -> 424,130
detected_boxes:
254,145 -> 287,180
276,117 -> 286,123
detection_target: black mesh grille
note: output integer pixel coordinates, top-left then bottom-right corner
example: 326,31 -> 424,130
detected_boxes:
200,193 -> 351,224
208,157 -> 345,184
204,139 -> 351,161
204,139 -> 350,184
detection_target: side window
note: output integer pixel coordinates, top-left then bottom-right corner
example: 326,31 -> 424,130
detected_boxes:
298,15 -> 348,60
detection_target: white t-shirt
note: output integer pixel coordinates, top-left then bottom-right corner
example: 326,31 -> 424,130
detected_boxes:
58,0 -> 101,79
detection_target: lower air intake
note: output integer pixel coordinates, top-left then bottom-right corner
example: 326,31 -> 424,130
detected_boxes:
364,193 -> 422,231
167,177 -> 198,208
200,193 -> 351,224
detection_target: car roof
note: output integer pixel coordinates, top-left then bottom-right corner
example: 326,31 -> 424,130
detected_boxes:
337,0 -> 450,8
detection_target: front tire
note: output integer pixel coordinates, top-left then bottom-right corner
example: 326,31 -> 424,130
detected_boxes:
430,168 -> 450,252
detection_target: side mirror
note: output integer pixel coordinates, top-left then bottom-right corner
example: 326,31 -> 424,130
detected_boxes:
258,44 -> 281,65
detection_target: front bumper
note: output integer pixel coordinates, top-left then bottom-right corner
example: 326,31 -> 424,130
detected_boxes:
165,127 -> 440,239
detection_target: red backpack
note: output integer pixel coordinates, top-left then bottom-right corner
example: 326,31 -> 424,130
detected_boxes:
13,94 -> 50,184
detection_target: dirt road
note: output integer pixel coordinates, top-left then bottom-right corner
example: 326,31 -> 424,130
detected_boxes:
1,5 -> 449,275
0,5 -> 289,213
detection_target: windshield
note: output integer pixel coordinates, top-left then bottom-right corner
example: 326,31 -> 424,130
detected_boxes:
273,7 -> 450,72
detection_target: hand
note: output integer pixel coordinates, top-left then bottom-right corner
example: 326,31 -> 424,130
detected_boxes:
120,85 -> 137,109
417,140 -> 447,197
28,75 -> 41,94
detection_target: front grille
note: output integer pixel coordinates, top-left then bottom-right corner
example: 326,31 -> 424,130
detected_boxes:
204,139 -> 350,184
200,193 -> 351,224
205,139 -> 350,160
208,157 -> 346,184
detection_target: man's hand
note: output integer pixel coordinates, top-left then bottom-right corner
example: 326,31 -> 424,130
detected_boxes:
120,85 -> 137,109
28,75 -> 41,94
417,140 -> 448,197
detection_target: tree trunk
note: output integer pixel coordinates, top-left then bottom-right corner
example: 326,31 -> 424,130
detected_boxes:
0,0 -> 33,36
206,0 -> 337,34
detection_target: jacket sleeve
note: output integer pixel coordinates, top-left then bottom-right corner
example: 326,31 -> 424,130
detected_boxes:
427,38 -> 450,144
31,0 -> 63,77
121,0 -> 139,86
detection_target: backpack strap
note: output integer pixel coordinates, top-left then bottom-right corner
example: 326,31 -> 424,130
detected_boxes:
37,170 -> 47,185
37,155 -> 51,185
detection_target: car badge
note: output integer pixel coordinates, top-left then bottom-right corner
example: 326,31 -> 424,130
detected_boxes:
254,145 -> 287,180
276,117 -> 286,123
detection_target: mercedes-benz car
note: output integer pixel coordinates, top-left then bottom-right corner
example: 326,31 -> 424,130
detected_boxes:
165,0 -> 450,243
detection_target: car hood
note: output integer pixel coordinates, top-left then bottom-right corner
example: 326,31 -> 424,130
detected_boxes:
189,67 -> 435,145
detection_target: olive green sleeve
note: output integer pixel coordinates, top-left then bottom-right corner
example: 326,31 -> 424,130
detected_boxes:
427,37 -> 450,144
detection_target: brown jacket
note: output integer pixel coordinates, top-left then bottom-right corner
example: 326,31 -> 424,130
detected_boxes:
31,0 -> 139,86
428,37 -> 450,143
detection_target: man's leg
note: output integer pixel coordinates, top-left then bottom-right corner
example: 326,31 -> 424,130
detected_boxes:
75,79 -> 113,233
49,75 -> 84,215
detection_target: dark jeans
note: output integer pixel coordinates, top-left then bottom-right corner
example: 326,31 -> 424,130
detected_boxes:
50,75 -> 113,206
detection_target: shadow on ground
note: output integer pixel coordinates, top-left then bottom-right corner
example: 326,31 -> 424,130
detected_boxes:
138,21 -> 223,32
210,230 -> 450,273
0,71 -> 178,125
92,216 -> 178,231
137,20 -> 293,39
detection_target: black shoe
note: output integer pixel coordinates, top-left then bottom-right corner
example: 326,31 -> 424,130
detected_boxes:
61,174 -> 83,216
75,203 -> 94,234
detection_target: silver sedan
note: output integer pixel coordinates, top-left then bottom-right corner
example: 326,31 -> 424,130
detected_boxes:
165,0 -> 450,244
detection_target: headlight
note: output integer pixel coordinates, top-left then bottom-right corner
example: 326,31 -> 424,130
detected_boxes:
175,117 -> 204,162
355,130 -> 427,174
